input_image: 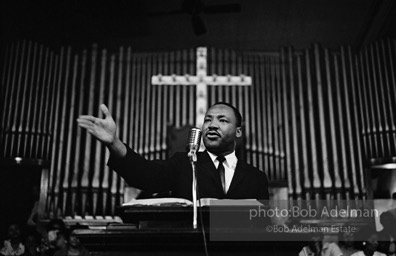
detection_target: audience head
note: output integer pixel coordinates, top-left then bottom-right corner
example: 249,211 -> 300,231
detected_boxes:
307,232 -> 324,254
379,211 -> 396,232
338,229 -> 355,247
68,232 -> 82,249
46,219 -> 67,249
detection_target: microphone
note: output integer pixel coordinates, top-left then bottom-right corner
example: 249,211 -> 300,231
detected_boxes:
188,128 -> 202,161
188,128 -> 201,229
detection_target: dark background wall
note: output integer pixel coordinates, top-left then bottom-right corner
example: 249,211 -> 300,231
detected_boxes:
2,0 -> 396,51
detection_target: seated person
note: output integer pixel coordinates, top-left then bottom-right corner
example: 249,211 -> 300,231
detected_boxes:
38,219 -> 67,256
0,224 -> 25,256
299,232 -> 343,256
352,226 -> 386,256
338,230 -> 358,256
53,231 -> 89,256
23,228 -> 41,256
378,212 -> 396,256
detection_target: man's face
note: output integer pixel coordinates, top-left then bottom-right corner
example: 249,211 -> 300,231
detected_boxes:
202,104 -> 242,155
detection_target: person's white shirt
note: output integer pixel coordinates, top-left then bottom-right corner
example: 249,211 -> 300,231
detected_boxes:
207,151 -> 238,194
0,240 -> 25,256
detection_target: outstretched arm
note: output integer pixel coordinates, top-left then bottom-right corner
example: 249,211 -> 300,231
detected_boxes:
77,104 -> 127,158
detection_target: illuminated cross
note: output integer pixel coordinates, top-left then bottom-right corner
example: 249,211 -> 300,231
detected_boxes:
151,47 -> 252,129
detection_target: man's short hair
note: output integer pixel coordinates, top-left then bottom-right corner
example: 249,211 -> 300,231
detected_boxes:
210,102 -> 243,127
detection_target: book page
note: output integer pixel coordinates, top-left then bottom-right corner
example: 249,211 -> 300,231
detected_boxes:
205,199 -> 263,206
122,198 -> 262,207
122,197 -> 193,207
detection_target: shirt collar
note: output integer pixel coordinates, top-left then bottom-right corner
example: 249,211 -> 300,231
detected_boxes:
206,150 -> 237,167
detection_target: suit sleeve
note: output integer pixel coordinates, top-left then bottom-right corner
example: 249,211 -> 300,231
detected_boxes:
107,144 -> 176,193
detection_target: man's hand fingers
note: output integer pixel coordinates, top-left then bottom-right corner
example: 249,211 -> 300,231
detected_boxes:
77,117 -> 97,125
77,122 -> 93,130
78,115 -> 96,122
100,104 -> 111,118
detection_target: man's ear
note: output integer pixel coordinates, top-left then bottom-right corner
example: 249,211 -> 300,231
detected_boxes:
236,127 -> 242,138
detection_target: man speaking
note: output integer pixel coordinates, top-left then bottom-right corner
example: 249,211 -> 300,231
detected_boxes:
77,102 -> 269,201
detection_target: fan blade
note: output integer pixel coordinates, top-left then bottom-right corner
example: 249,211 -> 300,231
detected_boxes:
203,3 -> 241,14
191,15 -> 206,35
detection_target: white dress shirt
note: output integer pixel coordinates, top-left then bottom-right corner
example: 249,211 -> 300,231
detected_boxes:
207,151 -> 238,194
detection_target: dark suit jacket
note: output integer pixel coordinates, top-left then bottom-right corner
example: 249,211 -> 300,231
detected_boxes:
108,146 -> 269,201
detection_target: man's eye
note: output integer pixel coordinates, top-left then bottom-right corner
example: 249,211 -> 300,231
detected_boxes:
204,119 -> 211,122
220,119 -> 228,123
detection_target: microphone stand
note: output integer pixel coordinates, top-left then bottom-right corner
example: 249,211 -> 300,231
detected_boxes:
188,149 -> 198,229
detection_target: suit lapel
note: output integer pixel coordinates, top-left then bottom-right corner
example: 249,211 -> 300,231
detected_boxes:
227,160 -> 248,194
197,151 -> 224,194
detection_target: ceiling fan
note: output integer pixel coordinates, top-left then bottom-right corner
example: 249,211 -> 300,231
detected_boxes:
147,0 -> 241,35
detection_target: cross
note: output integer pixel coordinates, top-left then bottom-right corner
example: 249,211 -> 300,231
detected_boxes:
151,47 -> 252,129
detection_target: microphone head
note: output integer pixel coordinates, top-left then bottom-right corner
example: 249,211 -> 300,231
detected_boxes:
188,128 -> 202,151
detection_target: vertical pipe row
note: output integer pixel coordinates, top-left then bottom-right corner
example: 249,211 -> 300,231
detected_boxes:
296,52 -> 308,198
27,45 -> 43,158
254,54 -> 264,175
276,55 -> 286,181
313,45 -> 332,190
46,52 -> 60,218
1,42 -> 16,157
379,40 -> 396,156
271,56 -> 279,179
14,41 -> 32,156
142,53 -> 150,158
0,43 -> 11,149
152,51 -> 162,159
324,48 -> 343,192
188,48 -> 195,128
386,40 -> 396,153
160,53 -> 168,159
345,47 -> 364,196
4,41 -> 23,157
248,53 -> 258,168
181,50 -> 188,127
41,50 -> 54,160
71,50 -> 87,217
340,47 -> 358,196
285,47 -> 300,197
62,54 -> 78,216
34,47 -> 49,159
49,47 -> 64,217
92,49 -> 107,217
7,41 -> 26,156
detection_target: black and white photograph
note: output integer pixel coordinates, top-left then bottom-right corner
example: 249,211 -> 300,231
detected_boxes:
1,1 -> 396,255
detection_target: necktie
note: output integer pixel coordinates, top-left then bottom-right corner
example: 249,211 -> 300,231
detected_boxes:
217,156 -> 226,194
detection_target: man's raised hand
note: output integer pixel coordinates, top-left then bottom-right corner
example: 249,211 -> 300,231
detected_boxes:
77,104 -> 117,145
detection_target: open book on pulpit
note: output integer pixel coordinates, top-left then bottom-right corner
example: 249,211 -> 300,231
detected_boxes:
122,197 -> 263,207
119,198 -> 266,225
